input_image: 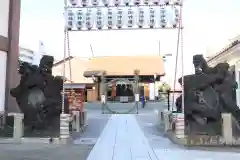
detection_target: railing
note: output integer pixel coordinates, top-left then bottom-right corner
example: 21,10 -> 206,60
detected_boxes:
107,96 -> 135,102
160,90 -> 182,110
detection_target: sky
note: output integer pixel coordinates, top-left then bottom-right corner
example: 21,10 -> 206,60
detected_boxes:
19,0 -> 240,87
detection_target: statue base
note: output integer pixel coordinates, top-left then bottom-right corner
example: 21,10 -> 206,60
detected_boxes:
162,112 -> 240,147
0,116 -> 14,137
185,120 -> 222,136
24,117 -> 60,138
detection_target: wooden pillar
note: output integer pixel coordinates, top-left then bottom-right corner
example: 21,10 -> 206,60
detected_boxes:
100,71 -> 107,103
134,69 -> 140,95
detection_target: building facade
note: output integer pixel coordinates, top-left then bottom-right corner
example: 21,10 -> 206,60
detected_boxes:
19,47 -> 42,65
0,0 -> 21,114
207,36 -> 240,107
52,56 -> 165,102
19,47 -> 35,64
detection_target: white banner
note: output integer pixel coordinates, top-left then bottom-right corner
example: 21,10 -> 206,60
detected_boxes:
159,6 -> 167,27
67,0 -> 181,7
107,8 -> 114,28
66,10 -> 74,29
124,0 -> 131,5
102,0 -> 109,6
96,8 -> 104,29
85,9 -> 94,29
116,8 -> 124,28
81,0 -> 89,6
66,5 -> 181,31
127,8 -> 134,27
137,7 -> 144,27
92,0 -> 99,6
148,7 -> 155,28
173,6 -> 179,27
76,9 -> 84,29
69,0 -> 80,6
113,0 -> 121,6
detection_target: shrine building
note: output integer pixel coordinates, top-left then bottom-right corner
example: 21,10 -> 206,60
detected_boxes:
52,55 -> 165,102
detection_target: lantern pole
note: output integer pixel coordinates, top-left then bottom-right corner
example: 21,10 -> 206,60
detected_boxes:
59,0 -> 71,142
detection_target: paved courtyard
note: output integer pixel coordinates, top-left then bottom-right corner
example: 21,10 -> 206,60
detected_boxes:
1,102 -> 240,160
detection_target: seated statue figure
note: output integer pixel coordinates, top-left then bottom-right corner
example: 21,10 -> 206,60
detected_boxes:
9,55 -> 69,137
176,54 -> 240,135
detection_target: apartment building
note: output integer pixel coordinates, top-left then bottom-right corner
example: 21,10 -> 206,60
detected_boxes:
19,47 -> 35,64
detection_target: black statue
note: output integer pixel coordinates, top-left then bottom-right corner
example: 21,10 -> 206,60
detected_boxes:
176,54 -> 240,135
9,55 -> 69,137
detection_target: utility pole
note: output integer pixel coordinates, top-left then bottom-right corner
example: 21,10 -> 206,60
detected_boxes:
90,44 -> 94,58
158,40 -> 161,56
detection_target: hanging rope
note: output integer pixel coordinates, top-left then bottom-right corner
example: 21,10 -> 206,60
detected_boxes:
62,27 -> 68,114
66,27 -> 76,113
171,5 -> 183,111
66,31 -> 73,90
180,11 -> 184,112
62,0 -> 73,114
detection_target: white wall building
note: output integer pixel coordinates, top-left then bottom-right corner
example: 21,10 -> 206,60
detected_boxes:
19,47 -> 43,65
0,0 -> 21,114
0,0 -> 9,113
207,35 -> 240,107
19,47 -> 35,64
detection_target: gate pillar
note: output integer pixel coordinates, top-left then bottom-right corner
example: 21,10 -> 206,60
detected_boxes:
100,71 -> 107,113
134,69 -> 140,113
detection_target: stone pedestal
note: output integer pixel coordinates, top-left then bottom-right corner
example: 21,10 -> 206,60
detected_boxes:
80,111 -> 87,126
0,112 -> 4,130
159,109 -> 168,125
60,113 -> 71,141
221,113 -> 233,145
163,110 -> 171,133
8,113 -> 24,142
72,111 -> 80,132
175,113 -> 185,139
70,110 -> 87,132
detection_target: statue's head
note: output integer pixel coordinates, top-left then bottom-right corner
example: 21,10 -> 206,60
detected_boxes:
193,54 -> 207,73
215,63 -> 229,75
39,55 -> 54,75
18,62 -> 33,76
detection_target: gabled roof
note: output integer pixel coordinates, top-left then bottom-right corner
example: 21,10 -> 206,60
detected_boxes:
52,55 -> 165,83
84,55 -> 165,76
207,40 -> 240,63
53,56 -> 74,66
52,57 -> 93,84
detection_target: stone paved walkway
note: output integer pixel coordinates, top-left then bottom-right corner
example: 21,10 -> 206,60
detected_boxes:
87,114 -> 240,160
87,114 -> 158,160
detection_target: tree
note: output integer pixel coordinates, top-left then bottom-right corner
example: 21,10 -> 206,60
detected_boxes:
158,82 -> 171,93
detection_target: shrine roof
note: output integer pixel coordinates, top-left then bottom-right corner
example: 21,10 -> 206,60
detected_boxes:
84,55 -> 165,77
52,57 -> 93,84
52,55 -> 165,83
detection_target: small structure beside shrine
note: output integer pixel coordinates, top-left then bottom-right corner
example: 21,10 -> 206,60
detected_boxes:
52,57 -> 94,103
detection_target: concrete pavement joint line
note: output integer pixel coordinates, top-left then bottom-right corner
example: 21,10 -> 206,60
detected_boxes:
112,123 -> 118,160
133,116 -> 160,160
87,114 -> 157,160
86,115 -> 114,160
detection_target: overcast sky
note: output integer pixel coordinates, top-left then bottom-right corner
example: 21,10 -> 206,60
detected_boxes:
19,0 -> 240,87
